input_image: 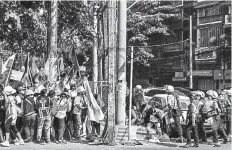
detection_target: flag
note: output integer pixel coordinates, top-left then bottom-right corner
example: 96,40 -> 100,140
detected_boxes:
0,54 -> 16,85
2,54 -> 16,74
68,46 -> 80,72
83,77 -> 104,123
58,57 -> 64,73
21,53 -> 32,86
44,58 -> 49,76
30,55 -> 39,78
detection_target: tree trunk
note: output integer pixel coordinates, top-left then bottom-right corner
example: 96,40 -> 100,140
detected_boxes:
48,0 -> 58,83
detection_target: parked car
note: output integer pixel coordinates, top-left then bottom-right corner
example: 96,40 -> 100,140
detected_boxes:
175,87 -> 193,97
146,94 -> 190,138
143,87 -> 190,103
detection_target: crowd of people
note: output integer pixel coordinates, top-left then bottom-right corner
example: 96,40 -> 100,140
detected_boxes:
0,79 -> 102,147
0,73 -> 231,148
127,85 -> 232,148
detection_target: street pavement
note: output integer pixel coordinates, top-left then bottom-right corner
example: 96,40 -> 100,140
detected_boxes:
0,139 -> 231,150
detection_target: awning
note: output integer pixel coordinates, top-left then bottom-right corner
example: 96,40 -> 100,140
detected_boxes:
195,2 -> 218,9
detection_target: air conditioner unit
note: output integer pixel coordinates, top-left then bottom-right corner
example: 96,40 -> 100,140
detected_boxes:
225,15 -> 231,24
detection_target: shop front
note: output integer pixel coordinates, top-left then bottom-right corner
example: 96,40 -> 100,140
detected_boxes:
214,70 -> 231,89
192,70 -> 214,91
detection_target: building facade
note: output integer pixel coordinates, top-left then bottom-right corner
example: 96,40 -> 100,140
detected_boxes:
138,0 -> 231,90
193,1 -> 231,90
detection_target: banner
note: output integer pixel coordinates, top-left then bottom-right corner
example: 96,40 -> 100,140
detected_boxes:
195,46 -> 219,64
83,77 -> 104,123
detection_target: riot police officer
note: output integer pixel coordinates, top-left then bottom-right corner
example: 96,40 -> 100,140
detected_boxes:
207,90 -> 228,147
164,85 -> 183,143
195,91 -> 208,143
223,89 -> 232,139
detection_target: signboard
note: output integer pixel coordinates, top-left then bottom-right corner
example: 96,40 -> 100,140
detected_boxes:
172,77 -> 187,81
195,46 -> 218,64
159,72 -> 173,77
190,70 -> 213,76
114,125 -> 137,143
134,79 -> 149,85
214,70 -> 232,80
163,43 -> 182,52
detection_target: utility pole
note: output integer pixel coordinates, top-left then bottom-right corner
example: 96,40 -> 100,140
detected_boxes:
47,1 -> 51,59
102,6 -> 108,81
98,13 -> 103,81
106,0 -> 116,145
48,0 -> 58,83
116,0 -> 127,125
93,5 -> 99,94
189,15 -> 193,89
128,46 -> 134,141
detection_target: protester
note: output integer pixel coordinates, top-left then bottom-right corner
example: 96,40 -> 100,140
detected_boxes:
35,89 -> 53,144
54,91 -> 71,144
0,84 -> 5,142
144,104 -> 162,140
22,90 -> 37,143
47,90 -> 57,142
15,84 -> 26,134
72,86 -> 85,140
1,86 -> 24,147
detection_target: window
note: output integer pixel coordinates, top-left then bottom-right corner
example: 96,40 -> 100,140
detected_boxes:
199,26 -> 223,47
145,89 -> 166,97
198,5 -> 222,17
149,97 -> 163,110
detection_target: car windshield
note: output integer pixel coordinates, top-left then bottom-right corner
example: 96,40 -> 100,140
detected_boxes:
175,87 -> 193,96
174,90 -> 187,96
148,97 -> 163,109
145,89 -> 166,97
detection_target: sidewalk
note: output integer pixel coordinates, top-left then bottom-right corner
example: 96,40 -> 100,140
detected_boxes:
0,139 -> 230,150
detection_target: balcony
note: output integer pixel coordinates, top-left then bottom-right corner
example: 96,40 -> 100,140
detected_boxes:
198,14 -> 223,25
225,15 -> 231,24
173,1 -> 183,7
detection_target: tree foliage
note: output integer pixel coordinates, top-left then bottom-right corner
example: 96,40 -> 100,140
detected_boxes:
127,1 -> 181,67
0,1 -> 98,68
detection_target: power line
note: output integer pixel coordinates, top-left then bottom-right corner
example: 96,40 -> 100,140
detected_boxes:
127,39 -> 189,48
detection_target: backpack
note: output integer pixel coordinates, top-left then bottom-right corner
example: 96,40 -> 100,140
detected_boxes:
200,99 -> 210,114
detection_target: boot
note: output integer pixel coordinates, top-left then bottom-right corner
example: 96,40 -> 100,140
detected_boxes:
214,143 -> 221,147
183,143 -> 191,148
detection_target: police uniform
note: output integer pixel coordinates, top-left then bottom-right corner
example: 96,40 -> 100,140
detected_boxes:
167,94 -> 183,142
184,102 -> 199,147
224,92 -> 232,137
208,99 -> 228,146
197,98 -> 208,142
